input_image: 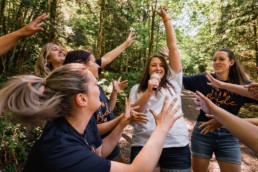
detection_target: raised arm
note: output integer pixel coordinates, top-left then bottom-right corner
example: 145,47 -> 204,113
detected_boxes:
196,91 -> 258,153
0,13 -> 49,56
97,115 -> 123,135
100,98 -> 148,158
156,7 -> 181,73
206,72 -> 258,100
110,97 -> 182,171
109,77 -> 128,111
100,31 -> 136,68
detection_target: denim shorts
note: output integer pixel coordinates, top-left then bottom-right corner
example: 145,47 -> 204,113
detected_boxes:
131,145 -> 191,171
191,122 -> 241,164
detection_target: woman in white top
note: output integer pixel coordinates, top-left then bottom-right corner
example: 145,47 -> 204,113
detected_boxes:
129,7 -> 190,172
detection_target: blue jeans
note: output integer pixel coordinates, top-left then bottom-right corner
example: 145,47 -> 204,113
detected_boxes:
191,122 -> 241,164
131,145 -> 191,171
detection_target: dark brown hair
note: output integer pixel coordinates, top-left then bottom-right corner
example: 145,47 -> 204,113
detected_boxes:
218,48 -> 249,84
138,54 -> 174,94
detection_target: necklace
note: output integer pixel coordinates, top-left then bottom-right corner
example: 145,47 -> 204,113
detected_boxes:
81,133 -> 96,153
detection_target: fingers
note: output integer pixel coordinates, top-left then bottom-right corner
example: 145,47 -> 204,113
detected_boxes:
199,122 -> 206,129
205,113 -> 214,118
199,122 -> 210,134
149,108 -> 158,125
160,96 -> 169,114
38,13 -> 49,20
200,126 -> 213,135
246,82 -> 258,88
193,94 -> 200,105
161,7 -> 168,12
170,105 -> 182,120
128,31 -> 137,41
196,91 -> 207,103
120,80 -> 128,86
124,98 -> 130,115
32,13 -> 49,31
131,105 -> 140,110
35,13 -> 49,24
245,83 -> 258,92
132,111 -> 148,124
166,97 -> 178,114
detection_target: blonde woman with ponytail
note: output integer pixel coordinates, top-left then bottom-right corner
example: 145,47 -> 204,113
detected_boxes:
0,63 -> 182,172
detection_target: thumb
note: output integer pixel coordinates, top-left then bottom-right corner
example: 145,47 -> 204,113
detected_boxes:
149,109 -> 157,124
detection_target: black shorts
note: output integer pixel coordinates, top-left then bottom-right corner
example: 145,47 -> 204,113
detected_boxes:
130,145 -> 191,170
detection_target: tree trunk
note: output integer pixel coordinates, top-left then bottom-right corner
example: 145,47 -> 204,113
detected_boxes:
148,0 -> 157,58
97,0 -> 106,58
50,0 -> 58,41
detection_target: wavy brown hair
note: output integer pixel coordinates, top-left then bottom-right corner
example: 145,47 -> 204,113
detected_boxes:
138,54 -> 175,94
34,43 -> 66,77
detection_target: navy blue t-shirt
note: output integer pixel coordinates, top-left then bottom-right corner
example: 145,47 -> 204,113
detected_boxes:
94,85 -> 116,125
183,73 -> 257,122
23,117 -> 110,172
95,58 -> 120,160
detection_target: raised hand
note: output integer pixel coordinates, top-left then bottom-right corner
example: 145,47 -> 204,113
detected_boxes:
125,31 -> 137,46
130,105 -> 148,125
121,98 -> 148,125
18,13 -> 49,37
205,71 -> 224,89
120,98 -> 132,125
149,97 -> 182,132
195,91 -> 223,134
112,77 -> 128,93
194,92 -> 211,116
159,46 -> 169,57
156,6 -> 169,18
245,83 -> 258,100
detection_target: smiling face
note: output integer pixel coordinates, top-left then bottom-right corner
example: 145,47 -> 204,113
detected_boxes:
48,44 -> 67,69
148,57 -> 165,79
212,51 -> 235,79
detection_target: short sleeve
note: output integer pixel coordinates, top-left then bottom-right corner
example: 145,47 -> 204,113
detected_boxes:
168,67 -> 183,94
129,84 -> 139,104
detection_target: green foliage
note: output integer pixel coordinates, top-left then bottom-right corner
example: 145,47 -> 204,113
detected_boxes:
0,115 -> 42,171
0,0 -> 257,171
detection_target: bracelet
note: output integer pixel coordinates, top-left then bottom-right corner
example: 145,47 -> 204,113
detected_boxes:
163,16 -> 171,23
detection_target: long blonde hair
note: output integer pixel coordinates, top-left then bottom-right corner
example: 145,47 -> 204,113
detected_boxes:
0,64 -> 90,126
34,43 -> 64,77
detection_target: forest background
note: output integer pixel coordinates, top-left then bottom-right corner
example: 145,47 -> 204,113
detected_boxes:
0,0 -> 257,171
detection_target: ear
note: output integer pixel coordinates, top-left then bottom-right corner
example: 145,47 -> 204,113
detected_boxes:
75,93 -> 88,107
230,59 -> 235,66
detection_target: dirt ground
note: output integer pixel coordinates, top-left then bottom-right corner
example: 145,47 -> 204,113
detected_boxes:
119,90 -> 258,171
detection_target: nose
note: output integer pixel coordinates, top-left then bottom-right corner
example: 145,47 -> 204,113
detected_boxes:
213,59 -> 219,64
156,65 -> 161,70
96,63 -> 100,69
